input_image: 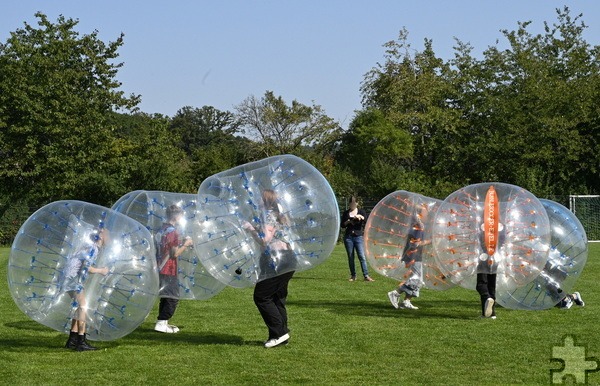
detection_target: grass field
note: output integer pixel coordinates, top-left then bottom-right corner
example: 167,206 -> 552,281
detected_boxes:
1,244 -> 598,385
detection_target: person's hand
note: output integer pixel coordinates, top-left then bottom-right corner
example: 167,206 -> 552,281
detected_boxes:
183,236 -> 193,247
99,267 -> 109,276
355,214 -> 364,221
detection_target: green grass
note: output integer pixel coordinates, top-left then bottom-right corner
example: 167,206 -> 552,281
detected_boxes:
1,244 -> 599,385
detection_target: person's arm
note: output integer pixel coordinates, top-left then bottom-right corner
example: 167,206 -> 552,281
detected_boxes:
341,211 -> 352,228
88,266 -> 109,275
170,236 -> 193,259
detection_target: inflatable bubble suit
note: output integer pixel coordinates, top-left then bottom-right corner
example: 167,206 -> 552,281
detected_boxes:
496,199 -> 588,310
8,201 -> 158,341
112,190 -> 226,300
364,191 -> 454,290
194,154 -> 340,288
432,183 -> 551,292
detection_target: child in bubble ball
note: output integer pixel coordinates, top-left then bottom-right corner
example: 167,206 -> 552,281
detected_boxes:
542,261 -> 585,309
388,205 -> 430,310
245,189 -> 296,348
154,204 -> 193,334
63,228 -> 109,351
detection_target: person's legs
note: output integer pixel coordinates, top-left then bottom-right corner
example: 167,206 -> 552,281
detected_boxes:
254,274 -> 292,341
72,292 -> 98,351
344,236 -> 356,279
156,275 -> 180,333
476,273 -> 494,317
272,271 -> 294,336
354,236 -> 372,280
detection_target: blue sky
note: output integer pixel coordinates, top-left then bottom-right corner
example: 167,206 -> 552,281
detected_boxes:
2,1 -> 599,128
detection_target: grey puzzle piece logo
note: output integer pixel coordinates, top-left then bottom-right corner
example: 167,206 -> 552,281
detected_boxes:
551,336 -> 599,384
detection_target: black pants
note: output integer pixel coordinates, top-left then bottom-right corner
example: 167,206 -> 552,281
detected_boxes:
158,274 -> 179,320
476,273 -> 496,316
253,271 -> 294,340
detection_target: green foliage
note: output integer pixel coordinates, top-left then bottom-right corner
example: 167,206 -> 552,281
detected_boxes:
0,13 -> 140,206
235,91 -> 343,157
357,7 -> 600,198
1,244 -> 599,385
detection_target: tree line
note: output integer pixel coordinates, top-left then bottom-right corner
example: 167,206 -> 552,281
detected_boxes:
0,8 -> 598,243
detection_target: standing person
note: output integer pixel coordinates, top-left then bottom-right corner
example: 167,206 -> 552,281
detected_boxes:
246,189 -> 296,348
341,196 -> 374,282
64,228 -> 109,351
388,205 -> 430,310
476,222 -> 505,319
154,204 -> 193,334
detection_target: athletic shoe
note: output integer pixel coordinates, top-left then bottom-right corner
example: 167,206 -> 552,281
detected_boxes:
401,299 -> 419,310
155,320 -> 179,333
264,333 -> 290,348
484,298 -> 495,317
388,291 -> 400,309
573,292 -> 585,307
349,276 -> 356,282
560,297 -> 574,309
364,276 -> 375,282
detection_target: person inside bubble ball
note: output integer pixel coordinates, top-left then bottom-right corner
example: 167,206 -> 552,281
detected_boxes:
387,205 -> 430,310
244,189 -> 296,348
541,261 -> 585,309
476,222 -> 505,319
63,228 -> 109,351
341,196 -> 374,282
154,204 -> 193,334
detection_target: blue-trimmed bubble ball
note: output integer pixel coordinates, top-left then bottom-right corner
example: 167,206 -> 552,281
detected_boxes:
194,155 -> 340,288
8,201 -> 158,341
496,199 -> 588,310
432,183 -> 551,292
112,190 -> 226,300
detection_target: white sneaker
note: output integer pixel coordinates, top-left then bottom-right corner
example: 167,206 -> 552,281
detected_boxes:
573,292 -> 585,307
154,320 -> 179,333
264,333 -> 290,348
484,298 -> 494,317
401,299 -> 418,310
388,291 -> 400,309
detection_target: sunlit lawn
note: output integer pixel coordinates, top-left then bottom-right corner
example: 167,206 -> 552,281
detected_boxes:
1,244 -> 598,385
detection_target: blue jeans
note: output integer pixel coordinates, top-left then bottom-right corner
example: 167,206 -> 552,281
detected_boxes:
344,235 -> 369,277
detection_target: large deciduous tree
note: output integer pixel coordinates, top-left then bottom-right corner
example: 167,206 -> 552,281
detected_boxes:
0,12 -> 140,206
234,91 -> 342,158
356,7 -> 600,198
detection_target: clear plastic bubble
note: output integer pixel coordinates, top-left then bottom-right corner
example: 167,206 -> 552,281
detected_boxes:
194,155 -> 340,288
112,191 -> 226,300
8,201 -> 158,341
364,191 -> 454,290
496,199 -> 588,310
432,183 -> 551,292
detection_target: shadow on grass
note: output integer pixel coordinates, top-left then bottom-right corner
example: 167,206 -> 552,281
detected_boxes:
289,298 -> 482,320
2,320 -> 250,349
122,327 -> 247,346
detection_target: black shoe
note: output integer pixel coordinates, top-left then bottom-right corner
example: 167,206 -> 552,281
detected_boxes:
76,335 -> 98,351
